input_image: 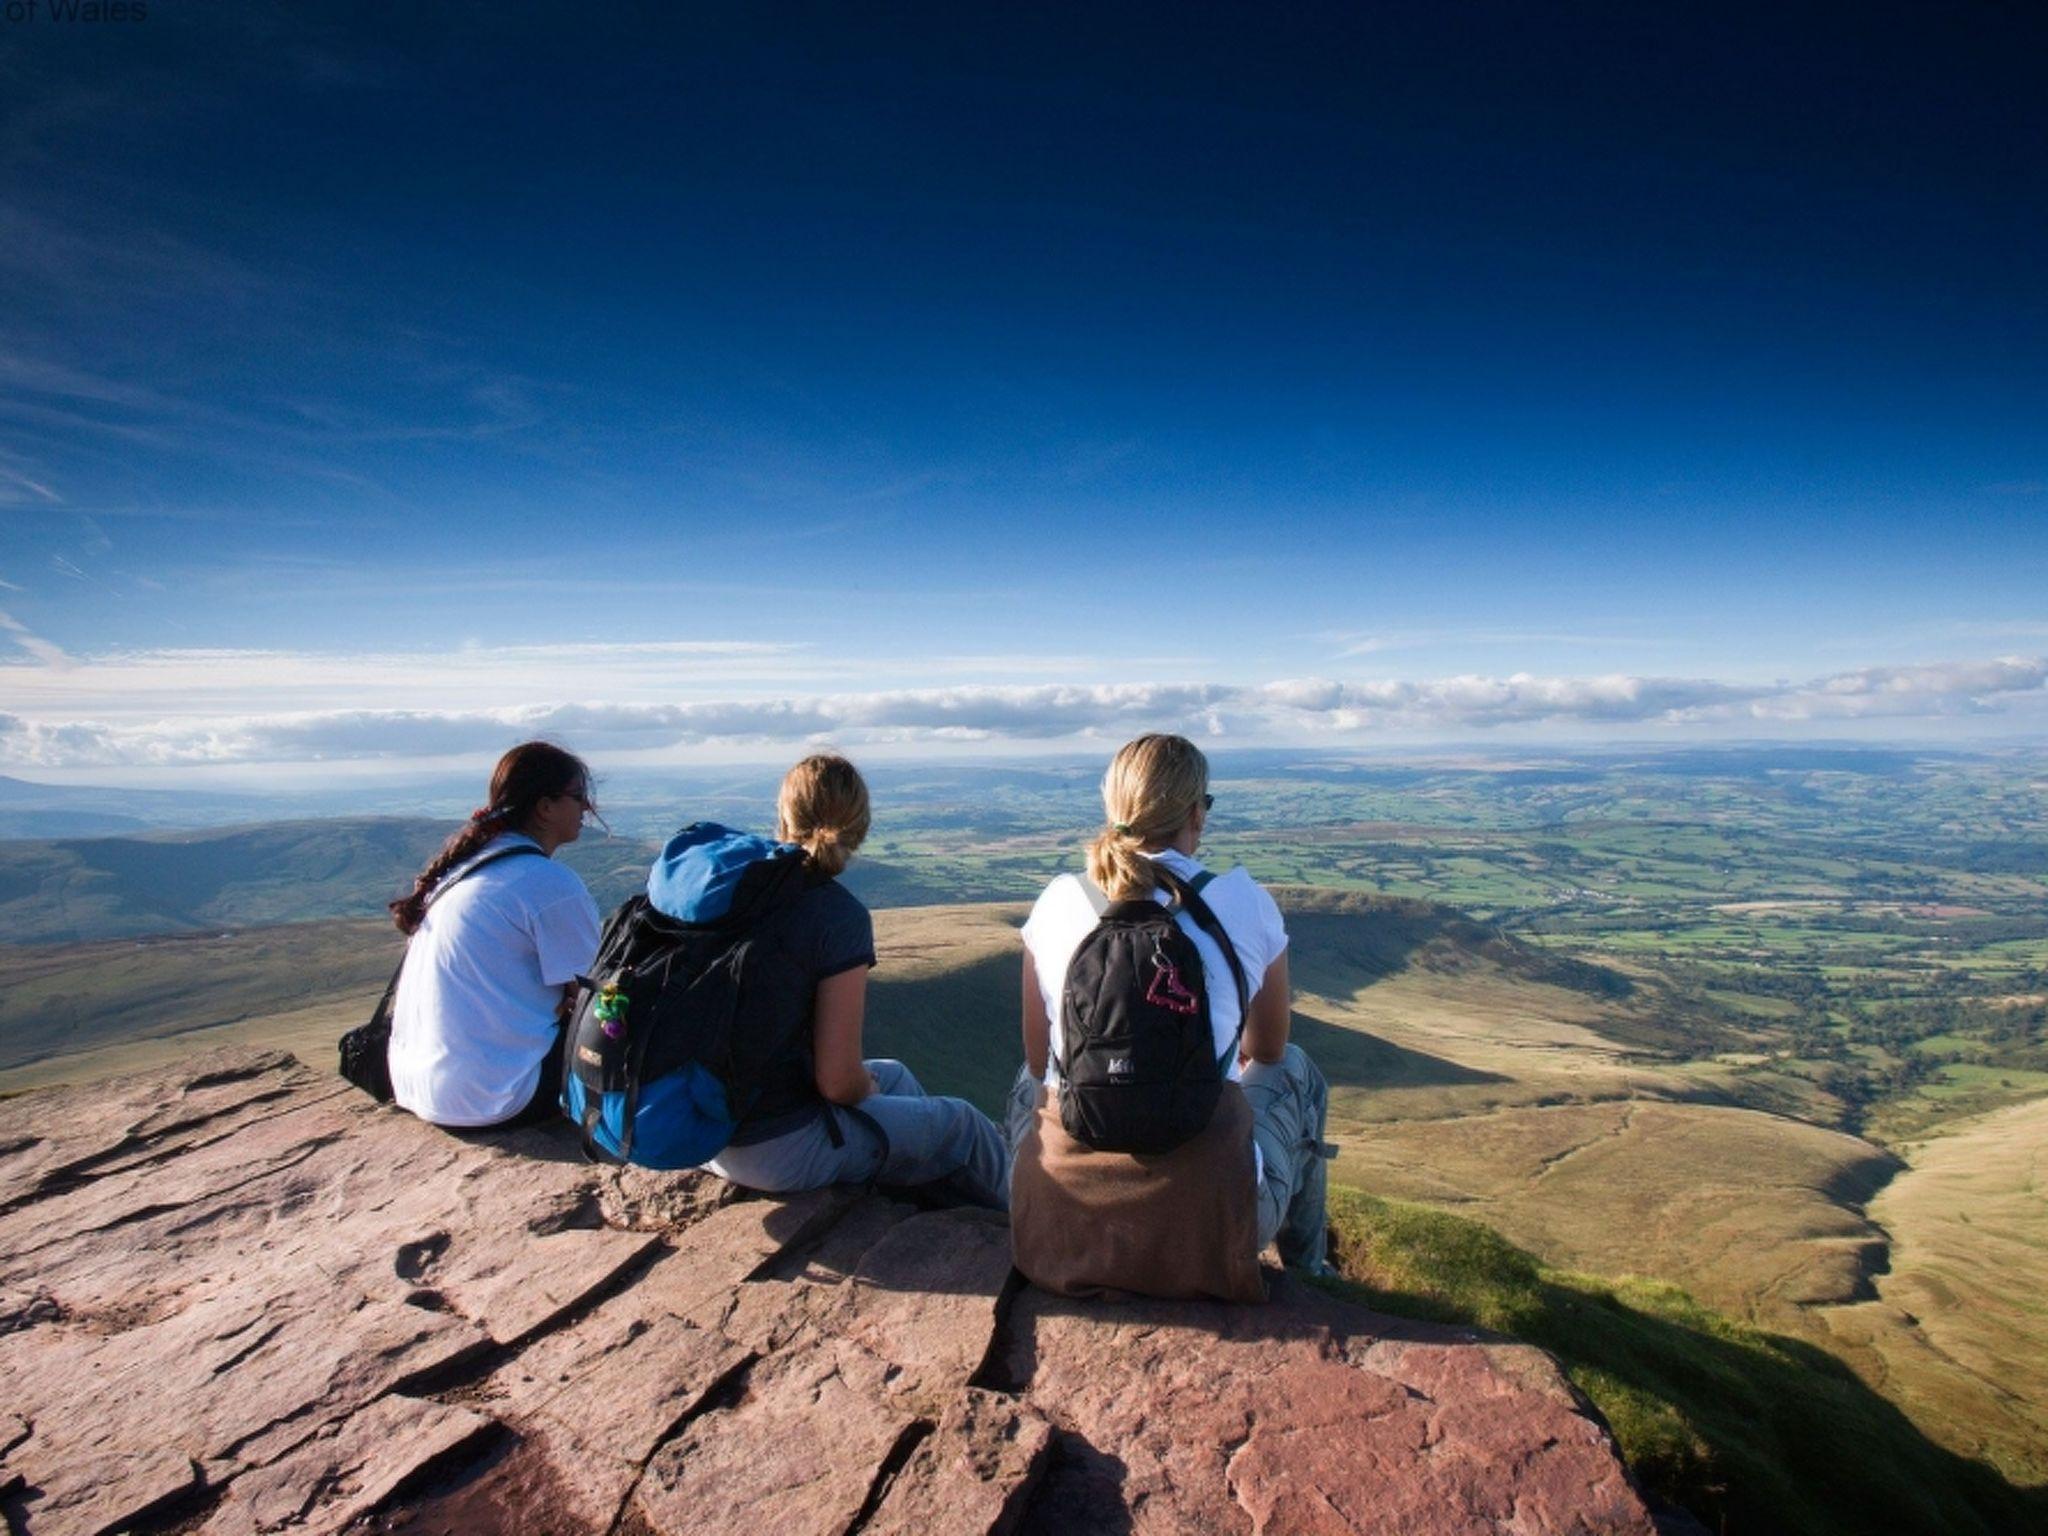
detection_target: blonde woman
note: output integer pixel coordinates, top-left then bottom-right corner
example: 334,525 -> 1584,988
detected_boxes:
700,754 -> 1011,1208
1008,734 -> 1331,1297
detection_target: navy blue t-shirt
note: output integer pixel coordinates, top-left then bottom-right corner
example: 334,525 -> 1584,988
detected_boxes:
786,879 -> 876,986
727,878 -> 875,1142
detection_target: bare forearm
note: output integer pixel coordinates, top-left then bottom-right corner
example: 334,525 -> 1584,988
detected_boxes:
1241,954 -> 1291,1066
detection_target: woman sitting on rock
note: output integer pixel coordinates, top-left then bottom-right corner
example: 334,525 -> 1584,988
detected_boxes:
699,753 -> 1012,1209
1007,733 -> 1332,1299
387,741 -> 602,1129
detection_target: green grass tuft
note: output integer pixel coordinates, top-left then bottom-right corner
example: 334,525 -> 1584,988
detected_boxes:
1320,1186 -> 2044,1536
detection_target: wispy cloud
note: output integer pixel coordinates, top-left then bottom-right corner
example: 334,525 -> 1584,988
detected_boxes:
1316,627 -> 1645,658
1946,619 -> 2048,640
2,655 -> 2041,769
0,464 -> 62,505
0,608 -> 72,669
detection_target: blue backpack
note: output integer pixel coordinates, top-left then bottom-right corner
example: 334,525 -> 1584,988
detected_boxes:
560,823 -> 818,1168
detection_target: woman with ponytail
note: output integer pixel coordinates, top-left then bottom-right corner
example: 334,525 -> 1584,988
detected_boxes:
1008,734 -> 1332,1299
387,741 -> 602,1129
699,754 -> 1011,1209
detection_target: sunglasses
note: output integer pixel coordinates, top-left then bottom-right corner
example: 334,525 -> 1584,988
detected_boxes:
560,784 -> 611,835
1202,793 -> 1215,811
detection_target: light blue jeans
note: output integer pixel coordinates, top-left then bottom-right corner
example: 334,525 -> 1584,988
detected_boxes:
705,1059 -> 1011,1211
1003,1042 -> 1333,1272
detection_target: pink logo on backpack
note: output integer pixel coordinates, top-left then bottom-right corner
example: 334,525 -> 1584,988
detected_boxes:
1146,954 -> 1200,1014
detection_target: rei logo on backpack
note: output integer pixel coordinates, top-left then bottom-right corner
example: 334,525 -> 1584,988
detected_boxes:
1056,864 -> 1252,1154
561,823 -> 819,1169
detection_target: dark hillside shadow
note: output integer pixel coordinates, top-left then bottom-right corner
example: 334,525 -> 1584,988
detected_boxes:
1322,1201 -> 2048,1536
1280,906 -> 1437,997
865,950 -> 1020,1117
1288,1007 -> 1505,1090
1281,900 -> 1632,1002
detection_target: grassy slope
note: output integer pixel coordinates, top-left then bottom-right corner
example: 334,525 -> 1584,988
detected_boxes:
0,919 -> 403,1071
1807,1095 -> 2048,1486
1323,1188 -> 2046,1536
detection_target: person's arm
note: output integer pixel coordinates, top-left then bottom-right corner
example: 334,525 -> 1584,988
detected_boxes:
1021,946 -> 1051,1079
812,966 -> 878,1105
1240,951 -> 1291,1066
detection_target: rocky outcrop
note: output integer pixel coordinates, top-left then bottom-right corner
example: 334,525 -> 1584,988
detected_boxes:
0,1050 -> 1670,1535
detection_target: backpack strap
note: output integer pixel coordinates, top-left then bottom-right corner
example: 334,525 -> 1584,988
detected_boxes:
430,840 -> 547,906
366,842 -> 552,1053
1153,864 -> 1252,1072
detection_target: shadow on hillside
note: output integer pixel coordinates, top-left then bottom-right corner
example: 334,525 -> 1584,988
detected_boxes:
1289,1007 -> 1506,1091
1282,908 -> 1436,999
1282,898 -> 1633,1003
867,949 -> 1022,1115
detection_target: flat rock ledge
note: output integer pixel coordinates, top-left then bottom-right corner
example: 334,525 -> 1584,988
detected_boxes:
0,1049 -> 1673,1536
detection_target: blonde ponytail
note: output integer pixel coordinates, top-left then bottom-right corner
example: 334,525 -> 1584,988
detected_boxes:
1085,734 -> 1209,900
777,753 -> 870,878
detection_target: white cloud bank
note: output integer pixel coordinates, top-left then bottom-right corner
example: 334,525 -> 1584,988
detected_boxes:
0,656 -> 2043,769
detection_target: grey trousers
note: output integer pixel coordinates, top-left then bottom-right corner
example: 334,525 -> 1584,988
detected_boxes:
1003,1042 -> 1333,1273
706,1058 -> 1011,1211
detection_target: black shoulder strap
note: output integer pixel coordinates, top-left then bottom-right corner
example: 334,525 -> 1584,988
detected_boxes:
371,842 -> 552,1029
435,840 -> 547,898
1153,864 -> 1252,1070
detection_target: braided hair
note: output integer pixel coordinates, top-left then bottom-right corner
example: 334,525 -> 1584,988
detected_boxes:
389,741 -> 590,934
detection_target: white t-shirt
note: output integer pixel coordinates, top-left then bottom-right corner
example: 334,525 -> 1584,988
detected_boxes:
1021,848 -> 1289,1091
388,835 -> 601,1128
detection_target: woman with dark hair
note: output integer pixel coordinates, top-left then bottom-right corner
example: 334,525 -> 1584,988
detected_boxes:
387,741 -> 602,1128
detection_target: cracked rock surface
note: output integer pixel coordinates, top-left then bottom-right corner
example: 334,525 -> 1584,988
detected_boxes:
0,1049 -> 1671,1535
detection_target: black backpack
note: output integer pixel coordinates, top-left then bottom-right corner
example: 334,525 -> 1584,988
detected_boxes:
561,825 -> 825,1168
338,842 -> 547,1102
1056,864 -> 1252,1154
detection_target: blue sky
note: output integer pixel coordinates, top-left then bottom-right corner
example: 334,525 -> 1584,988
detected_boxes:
2,2 -> 2045,777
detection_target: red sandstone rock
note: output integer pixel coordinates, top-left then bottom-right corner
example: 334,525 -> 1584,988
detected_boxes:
864,1389 -> 1054,1536
0,1050 -> 1667,1536
1005,1287 -> 1660,1536
200,1395 -> 492,1536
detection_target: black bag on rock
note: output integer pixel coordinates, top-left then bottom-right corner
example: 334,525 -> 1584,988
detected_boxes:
337,842 -> 546,1101
1056,865 -> 1252,1154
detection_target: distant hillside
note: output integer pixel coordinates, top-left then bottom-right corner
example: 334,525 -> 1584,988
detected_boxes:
0,819 -> 484,944
0,773 -> 279,837
0,819 -> 1004,946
